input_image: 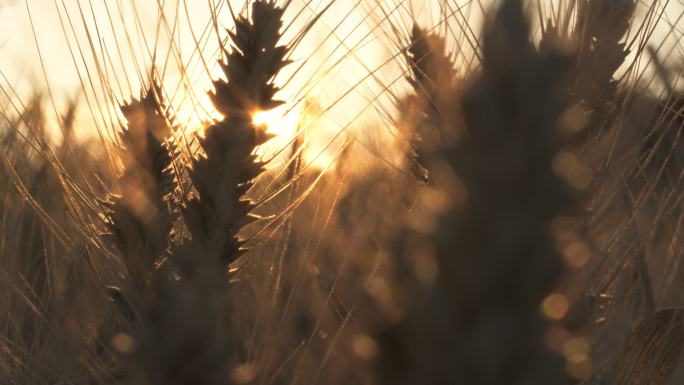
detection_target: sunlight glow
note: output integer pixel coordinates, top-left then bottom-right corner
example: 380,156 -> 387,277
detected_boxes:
252,105 -> 299,137
251,104 -> 307,167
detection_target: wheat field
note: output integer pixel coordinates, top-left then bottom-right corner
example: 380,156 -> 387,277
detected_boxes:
1,0 -> 684,384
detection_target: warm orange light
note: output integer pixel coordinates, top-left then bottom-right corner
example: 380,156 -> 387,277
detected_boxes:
252,105 -> 299,137
562,337 -> 591,380
541,293 -> 570,320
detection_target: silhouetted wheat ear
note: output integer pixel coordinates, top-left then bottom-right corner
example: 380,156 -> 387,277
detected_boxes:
573,0 -> 635,141
105,81 -> 175,290
404,25 -> 457,183
175,0 -> 290,276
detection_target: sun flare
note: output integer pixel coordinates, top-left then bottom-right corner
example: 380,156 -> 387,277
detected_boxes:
250,104 -> 307,166
252,105 -> 299,137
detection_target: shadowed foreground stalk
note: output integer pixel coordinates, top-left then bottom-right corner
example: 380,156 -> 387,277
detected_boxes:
378,0 -> 581,383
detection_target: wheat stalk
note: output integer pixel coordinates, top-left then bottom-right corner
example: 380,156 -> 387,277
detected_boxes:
171,0 -> 289,279
402,25 -> 459,183
105,81 -> 175,292
378,1 -> 580,383
112,3 -> 292,384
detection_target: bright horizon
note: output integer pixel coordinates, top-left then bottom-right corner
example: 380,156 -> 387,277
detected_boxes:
0,0 -> 681,169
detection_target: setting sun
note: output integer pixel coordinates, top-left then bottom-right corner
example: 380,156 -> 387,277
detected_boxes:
252,105 -> 300,137
251,104 -> 304,166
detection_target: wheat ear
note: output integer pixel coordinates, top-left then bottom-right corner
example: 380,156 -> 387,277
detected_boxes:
573,0 -> 635,142
116,4 -> 291,384
403,25 -> 458,183
172,0 -> 289,278
105,82 -> 175,292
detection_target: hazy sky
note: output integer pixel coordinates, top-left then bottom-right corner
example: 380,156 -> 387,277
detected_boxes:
0,0 -> 464,169
0,0 -> 681,166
